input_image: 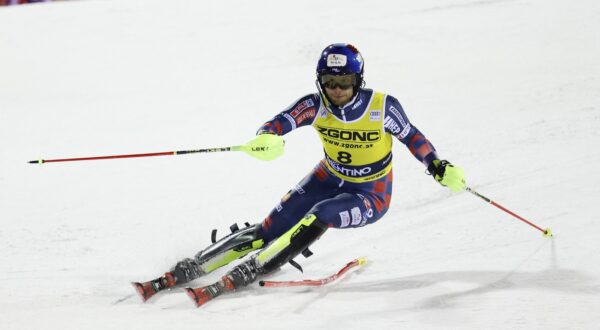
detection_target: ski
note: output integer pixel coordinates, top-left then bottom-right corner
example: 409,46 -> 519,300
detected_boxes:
185,276 -> 236,307
259,257 -> 367,288
185,257 -> 367,308
132,272 -> 177,302
132,281 -> 157,302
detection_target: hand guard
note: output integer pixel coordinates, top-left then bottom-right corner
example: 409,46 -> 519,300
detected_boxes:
428,159 -> 466,192
243,133 -> 285,161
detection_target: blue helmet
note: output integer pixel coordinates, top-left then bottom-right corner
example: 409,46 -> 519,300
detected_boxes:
316,43 -> 364,92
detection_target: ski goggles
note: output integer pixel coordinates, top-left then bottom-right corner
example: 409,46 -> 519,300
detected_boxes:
320,74 -> 357,90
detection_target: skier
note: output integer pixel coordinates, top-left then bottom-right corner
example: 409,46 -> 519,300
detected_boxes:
134,43 -> 466,304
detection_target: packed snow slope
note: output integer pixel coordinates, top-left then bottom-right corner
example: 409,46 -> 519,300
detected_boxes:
1,0 -> 600,329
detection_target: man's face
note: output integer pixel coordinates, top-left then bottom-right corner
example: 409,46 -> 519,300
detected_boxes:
321,74 -> 356,107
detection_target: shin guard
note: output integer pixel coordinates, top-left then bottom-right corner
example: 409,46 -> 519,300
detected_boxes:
255,214 -> 328,274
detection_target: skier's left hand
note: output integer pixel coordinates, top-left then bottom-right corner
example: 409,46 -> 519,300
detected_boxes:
428,159 -> 465,192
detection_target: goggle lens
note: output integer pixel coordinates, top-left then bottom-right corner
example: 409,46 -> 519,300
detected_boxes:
321,74 -> 356,90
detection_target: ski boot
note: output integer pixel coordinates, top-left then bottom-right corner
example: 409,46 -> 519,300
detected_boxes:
133,222 -> 264,302
186,258 -> 262,306
186,214 -> 328,307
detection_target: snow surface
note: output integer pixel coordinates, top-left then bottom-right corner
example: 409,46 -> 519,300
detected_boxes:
1,0 -> 600,329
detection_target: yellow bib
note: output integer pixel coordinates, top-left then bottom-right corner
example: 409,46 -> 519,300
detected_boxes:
313,92 -> 393,183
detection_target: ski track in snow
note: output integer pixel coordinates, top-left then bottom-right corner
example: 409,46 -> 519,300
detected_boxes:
1,0 -> 600,329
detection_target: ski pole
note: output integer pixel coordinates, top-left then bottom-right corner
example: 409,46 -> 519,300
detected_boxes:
28,145 -> 245,164
464,186 -> 552,238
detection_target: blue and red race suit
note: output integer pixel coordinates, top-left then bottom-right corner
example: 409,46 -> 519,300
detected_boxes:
258,88 -> 438,242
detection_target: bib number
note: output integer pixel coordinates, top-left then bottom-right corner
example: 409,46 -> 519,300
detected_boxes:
337,151 -> 352,164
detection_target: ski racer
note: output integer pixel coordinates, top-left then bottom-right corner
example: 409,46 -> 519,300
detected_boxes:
134,43 -> 466,303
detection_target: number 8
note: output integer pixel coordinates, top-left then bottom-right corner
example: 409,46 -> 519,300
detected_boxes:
337,151 -> 352,164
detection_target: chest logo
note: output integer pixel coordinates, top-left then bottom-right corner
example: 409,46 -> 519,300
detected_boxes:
317,126 -> 380,142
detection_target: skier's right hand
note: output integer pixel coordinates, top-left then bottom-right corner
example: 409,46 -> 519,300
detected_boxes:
243,133 -> 285,161
428,159 -> 465,192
